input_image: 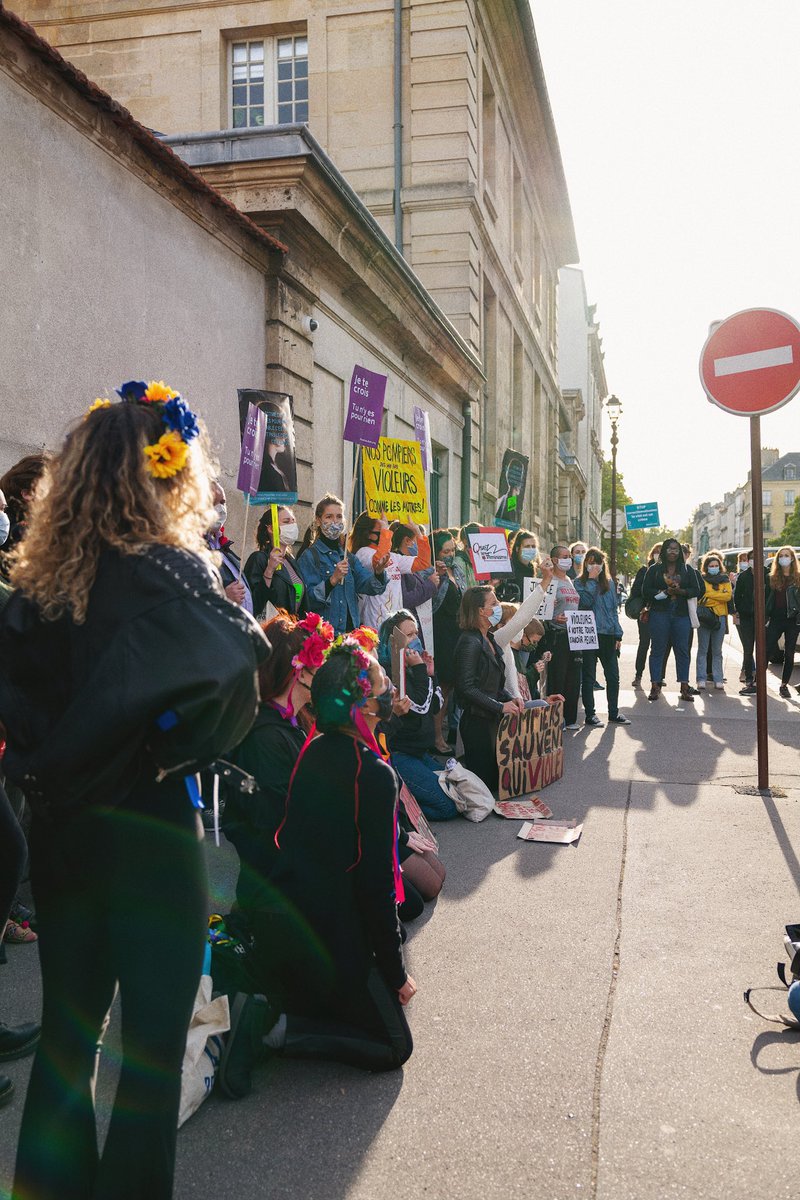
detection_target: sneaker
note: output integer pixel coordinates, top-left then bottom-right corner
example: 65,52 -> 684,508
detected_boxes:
218,993 -> 273,1099
714,682 -> 724,690
687,686 -> 701,696
609,714 -> 632,725
779,684 -> 791,698
564,722 -> 580,731
584,715 -> 604,727
739,685 -> 757,696
632,674 -> 642,688
0,1022 -> 40,1062
593,681 -> 603,690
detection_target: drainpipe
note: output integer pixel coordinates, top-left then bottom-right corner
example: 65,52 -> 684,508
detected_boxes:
393,0 -> 404,254
461,400 -> 473,523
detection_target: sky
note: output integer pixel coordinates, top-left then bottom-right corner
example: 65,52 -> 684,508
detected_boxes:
532,1 -> 800,531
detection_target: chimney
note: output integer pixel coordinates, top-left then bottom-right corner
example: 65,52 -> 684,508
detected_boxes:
761,447 -> 780,469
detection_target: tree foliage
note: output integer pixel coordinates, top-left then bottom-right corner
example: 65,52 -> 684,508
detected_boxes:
780,495 -> 800,544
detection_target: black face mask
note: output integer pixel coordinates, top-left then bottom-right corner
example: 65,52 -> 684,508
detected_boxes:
373,684 -> 395,721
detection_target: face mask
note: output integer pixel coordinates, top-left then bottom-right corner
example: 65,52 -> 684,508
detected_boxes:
321,520 -> 345,539
520,547 -> 538,564
213,503 -> 227,530
707,565 -> 720,576
279,522 -> 299,546
405,542 -> 418,557
407,637 -> 424,654
573,553 -> 585,565
557,558 -> 572,571
440,553 -> 455,565
779,556 -> 792,567
0,511 -> 9,546
739,562 -> 750,571
373,683 -> 395,721
488,604 -> 503,627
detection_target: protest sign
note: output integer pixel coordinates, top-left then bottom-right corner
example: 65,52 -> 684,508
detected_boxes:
468,528 -> 513,579
517,821 -> 583,845
416,598 -> 435,660
236,402 -> 267,497
496,702 -> 564,800
493,798 -> 553,820
495,450 -> 529,530
390,626 -> 408,699
362,438 -> 429,522
412,405 -> 432,472
566,610 -> 599,651
237,390 -> 298,505
398,782 -> 439,851
523,576 -> 557,620
343,366 -> 387,448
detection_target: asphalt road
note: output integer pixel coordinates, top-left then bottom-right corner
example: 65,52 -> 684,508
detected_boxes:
1,616 -> 798,1199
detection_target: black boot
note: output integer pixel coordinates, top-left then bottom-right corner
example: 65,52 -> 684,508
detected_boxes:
0,1021 -> 40,1061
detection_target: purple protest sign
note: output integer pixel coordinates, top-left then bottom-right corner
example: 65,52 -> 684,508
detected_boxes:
413,405 -> 432,471
343,366 -> 387,448
236,402 -> 267,497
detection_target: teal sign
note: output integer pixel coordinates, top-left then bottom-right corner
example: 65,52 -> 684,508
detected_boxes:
625,502 -> 660,530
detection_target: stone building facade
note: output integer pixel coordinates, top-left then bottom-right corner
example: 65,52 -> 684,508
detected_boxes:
20,0 -> 580,538
691,449 -> 800,555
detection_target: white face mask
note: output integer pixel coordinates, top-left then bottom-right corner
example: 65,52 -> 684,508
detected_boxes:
778,555 -> 792,567
557,558 -> 572,571
280,521 -> 299,546
739,561 -> 750,571
0,511 -> 9,546
213,503 -> 227,530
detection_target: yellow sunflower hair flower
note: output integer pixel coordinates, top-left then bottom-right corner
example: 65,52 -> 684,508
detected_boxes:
85,398 -> 112,418
143,430 -> 189,479
144,380 -> 180,404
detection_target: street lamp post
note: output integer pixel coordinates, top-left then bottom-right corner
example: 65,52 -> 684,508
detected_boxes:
606,394 -> 622,579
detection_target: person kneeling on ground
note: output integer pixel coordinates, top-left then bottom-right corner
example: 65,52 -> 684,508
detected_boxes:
219,637 -> 416,1097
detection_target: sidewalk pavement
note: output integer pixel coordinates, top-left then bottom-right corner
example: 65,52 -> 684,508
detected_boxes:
1,616 -> 798,1199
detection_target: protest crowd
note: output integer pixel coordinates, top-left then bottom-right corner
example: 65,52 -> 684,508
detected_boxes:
0,381 -> 797,1199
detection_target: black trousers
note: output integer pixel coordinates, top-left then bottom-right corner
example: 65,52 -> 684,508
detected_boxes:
635,621 -> 651,676
14,790 -> 207,1200
767,615 -> 800,683
546,633 -> 581,725
0,780 -> 27,932
736,617 -> 755,680
581,635 -> 621,719
459,709 -> 500,792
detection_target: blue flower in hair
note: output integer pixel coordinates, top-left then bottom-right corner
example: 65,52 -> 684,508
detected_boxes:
116,380 -> 148,402
162,396 -> 200,442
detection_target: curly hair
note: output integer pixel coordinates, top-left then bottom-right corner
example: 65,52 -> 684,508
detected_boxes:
9,400 -> 216,623
0,453 -> 49,526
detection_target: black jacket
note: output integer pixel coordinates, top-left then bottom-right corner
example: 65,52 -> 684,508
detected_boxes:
733,567 -> 769,618
268,731 -> 406,996
642,562 -> 702,616
243,549 -> 305,617
0,546 -> 269,815
383,661 -> 443,757
454,628 -> 510,716
225,703 -> 306,910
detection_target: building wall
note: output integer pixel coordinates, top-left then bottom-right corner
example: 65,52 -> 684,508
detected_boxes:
0,24 -> 269,495
20,0 -> 579,539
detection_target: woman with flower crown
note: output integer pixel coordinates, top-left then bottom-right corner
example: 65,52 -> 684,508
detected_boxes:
0,380 -> 268,1200
218,629 -> 416,1097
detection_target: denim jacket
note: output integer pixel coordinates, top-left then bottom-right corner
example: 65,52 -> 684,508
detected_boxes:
575,578 -> 623,639
296,538 -> 387,635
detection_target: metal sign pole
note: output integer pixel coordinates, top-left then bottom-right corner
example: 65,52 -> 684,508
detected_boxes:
749,414 -> 769,790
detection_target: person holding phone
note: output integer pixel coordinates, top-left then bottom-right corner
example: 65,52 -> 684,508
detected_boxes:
575,547 -> 629,726
348,511 -> 433,632
642,538 -> 702,703
244,505 -> 305,618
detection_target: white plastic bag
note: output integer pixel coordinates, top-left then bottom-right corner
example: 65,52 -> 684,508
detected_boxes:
687,596 -> 699,630
178,975 -> 230,1127
436,760 -> 495,823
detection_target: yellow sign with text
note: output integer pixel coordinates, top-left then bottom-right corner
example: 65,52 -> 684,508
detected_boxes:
362,438 -> 430,522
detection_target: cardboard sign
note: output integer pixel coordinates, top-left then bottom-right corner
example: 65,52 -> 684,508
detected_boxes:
496,702 -> 564,800
518,820 -> 583,845
390,626 -> 408,699
416,597 -> 435,660
523,576 -> 557,620
362,438 -> 429,522
343,366 -> 387,448
237,389 -> 298,505
493,798 -> 553,820
566,610 -> 599,651
398,782 -> 439,852
468,528 -> 512,578
495,449 -> 529,530
236,402 -> 267,497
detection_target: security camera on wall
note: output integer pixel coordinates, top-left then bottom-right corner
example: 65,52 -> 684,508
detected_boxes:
301,315 -> 319,334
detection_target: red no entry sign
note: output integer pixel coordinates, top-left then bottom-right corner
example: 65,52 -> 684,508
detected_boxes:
699,307 -> 800,416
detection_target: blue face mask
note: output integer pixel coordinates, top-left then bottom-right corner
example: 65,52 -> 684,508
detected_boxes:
573,553 -> 585,566
707,565 -> 720,576
488,604 -> 503,628
405,542 -> 418,557
407,637 -> 424,654
520,547 -> 538,564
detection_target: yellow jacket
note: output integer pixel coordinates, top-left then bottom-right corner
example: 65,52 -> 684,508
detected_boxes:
700,578 -> 732,617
